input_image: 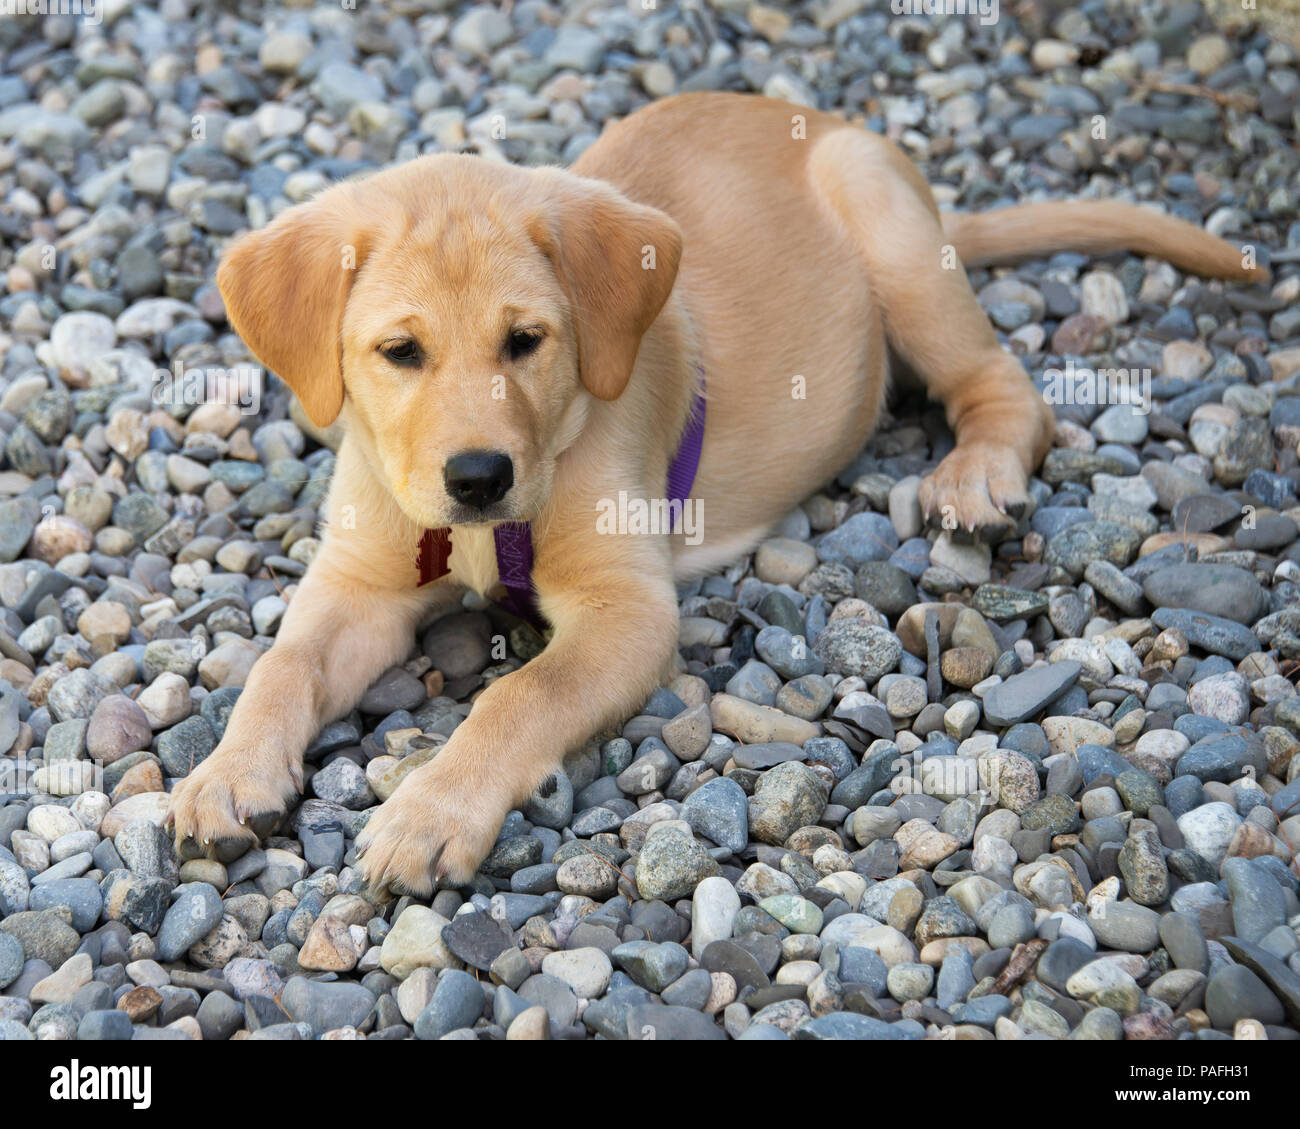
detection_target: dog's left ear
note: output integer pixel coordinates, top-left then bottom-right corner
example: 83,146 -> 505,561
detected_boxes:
531,171 -> 682,400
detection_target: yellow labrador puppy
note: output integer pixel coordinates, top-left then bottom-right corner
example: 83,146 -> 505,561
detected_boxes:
169,92 -> 1265,893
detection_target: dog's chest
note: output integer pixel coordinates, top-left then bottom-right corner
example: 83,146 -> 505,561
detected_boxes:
446,525 -> 500,597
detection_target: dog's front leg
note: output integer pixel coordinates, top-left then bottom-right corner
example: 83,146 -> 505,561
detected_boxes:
169,550 -> 435,852
357,561 -> 679,894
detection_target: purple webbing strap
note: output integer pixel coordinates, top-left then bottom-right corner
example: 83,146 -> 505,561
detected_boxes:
666,387 -> 707,509
492,521 -> 539,627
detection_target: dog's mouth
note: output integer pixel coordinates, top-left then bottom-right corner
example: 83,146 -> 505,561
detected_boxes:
388,473 -> 531,530
443,500 -> 522,527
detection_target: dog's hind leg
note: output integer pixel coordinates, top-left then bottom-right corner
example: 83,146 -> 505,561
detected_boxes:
808,127 -> 1054,541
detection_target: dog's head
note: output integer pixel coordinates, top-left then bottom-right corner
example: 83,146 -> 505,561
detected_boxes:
216,155 -> 681,527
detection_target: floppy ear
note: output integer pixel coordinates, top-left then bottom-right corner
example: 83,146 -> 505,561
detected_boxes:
532,172 -> 682,401
216,187 -> 367,428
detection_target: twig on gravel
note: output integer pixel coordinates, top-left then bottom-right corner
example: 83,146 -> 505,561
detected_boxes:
575,840 -> 637,887
1134,77 -> 1257,114
991,938 -> 1049,995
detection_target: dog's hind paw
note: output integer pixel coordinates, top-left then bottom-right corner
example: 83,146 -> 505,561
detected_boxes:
918,441 -> 1035,545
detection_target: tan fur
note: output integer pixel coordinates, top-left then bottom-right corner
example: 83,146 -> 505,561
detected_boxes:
170,93 -> 1264,893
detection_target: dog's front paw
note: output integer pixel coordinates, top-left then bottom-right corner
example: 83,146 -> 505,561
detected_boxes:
168,741 -> 301,854
355,758 -> 507,895
918,442 -> 1034,544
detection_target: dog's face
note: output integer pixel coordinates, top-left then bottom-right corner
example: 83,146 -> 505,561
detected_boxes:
217,156 -> 681,529
339,187 -> 579,527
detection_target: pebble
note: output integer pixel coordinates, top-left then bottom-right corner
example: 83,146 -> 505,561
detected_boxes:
981,662 -> 1081,727
1177,803 -> 1243,869
542,948 -> 613,999
635,828 -> 720,901
413,970 -> 484,1040
1205,966 -> 1284,1028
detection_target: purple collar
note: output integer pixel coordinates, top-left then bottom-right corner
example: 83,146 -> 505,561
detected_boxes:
418,380 -> 707,631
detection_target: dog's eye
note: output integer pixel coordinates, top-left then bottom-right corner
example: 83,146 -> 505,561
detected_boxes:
382,340 -> 420,364
381,340 -> 421,366
507,328 -> 542,361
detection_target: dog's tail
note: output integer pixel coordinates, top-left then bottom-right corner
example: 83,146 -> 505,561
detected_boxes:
942,201 -> 1270,283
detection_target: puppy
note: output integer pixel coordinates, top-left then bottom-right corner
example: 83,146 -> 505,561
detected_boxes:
169,92 -> 1266,893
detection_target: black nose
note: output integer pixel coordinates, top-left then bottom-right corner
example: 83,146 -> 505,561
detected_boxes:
444,450 -> 513,509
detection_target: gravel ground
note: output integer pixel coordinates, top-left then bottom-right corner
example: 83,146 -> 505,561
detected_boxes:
1,0 -> 1299,1043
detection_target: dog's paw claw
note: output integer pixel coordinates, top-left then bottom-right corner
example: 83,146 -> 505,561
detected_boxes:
920,442 -> 1032,547
168,749 -> 300,854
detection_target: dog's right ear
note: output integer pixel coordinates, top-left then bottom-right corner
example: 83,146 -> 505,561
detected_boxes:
216,188 -> 367,428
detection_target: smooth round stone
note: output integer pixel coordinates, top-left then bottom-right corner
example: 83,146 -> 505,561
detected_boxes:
178,859 -> 228,887
1044,522 -> 1140,580
611,941 -> 690,993
78,1009 -> 136,1040
1134,729 -> 1189,765
1087,900 -> 1160,952
1036,939 -> 1099,994
1186,672 -> 1251,725
1176,803 -> 1242,869
540,948 -> 612,999
1065,957 -> 1140,1001
513,973 -> 577,1029
412,970 -> 484,1040
1221,857 -> 1286,944
309,757 -> 374,810
754,538 -> 818,586
754,625 -> 824,680
987,903 -> 1036,949
816,512 -> 899,566
29,879 -> 102,933
725,660 -> 780,706
886,961 -> 934,1002
1019,997 -> 1071,1037
1148,969 -> 1208,1009
1204,965 -> 1284,1028
944,700 -> 980,739
883,675 -> 928,718
854,562 -> 918,618
379,906 -> 457,979
1,911 -> 80,967
661,967 -> 713,1011
555,855 -> 618,899
441,911 -> 514,973
1116,771 -> 1163,818
1081,788 -> 1123,819
941,648 -> 993,690
691,877 -> 740,959
0,933 -> 24,989
49,830 -> 99,864
1073,1006 -> 1124,1040
1235,514 -> 1298,551
1092,403 -> 1149,444
758,894 -> 823,935
1159,910 -> 1206,972
156,884 -> 224,962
